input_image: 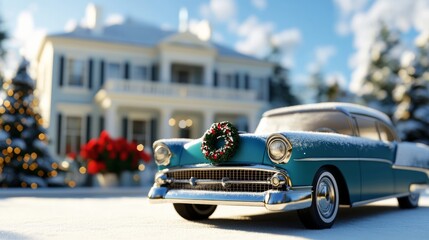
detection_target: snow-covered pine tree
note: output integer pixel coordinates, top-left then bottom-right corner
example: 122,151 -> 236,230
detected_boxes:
309,69 -> 327,102
0,15 -> 7,85
266,36 -> 299,107
394,35 -> 429,144
0,17 -> 6,60
0,59 -> 62,188
360,24 -> 402,117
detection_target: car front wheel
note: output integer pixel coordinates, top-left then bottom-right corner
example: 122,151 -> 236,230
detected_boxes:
173,203 -> 217,220
298,169 -> 339,229
398,193 -> 420,209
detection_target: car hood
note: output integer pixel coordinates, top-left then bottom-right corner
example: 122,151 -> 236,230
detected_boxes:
167,133 -> 268,167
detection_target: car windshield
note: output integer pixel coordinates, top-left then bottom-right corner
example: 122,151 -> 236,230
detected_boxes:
255,110 -> 353,136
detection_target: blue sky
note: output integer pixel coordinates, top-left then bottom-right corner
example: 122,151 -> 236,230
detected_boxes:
1,0 -> 428,91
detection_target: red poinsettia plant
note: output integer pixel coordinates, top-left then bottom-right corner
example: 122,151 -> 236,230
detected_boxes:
80,131 -> 151,175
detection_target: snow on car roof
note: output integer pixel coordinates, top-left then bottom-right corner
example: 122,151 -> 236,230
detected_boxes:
263,102 -> 392,125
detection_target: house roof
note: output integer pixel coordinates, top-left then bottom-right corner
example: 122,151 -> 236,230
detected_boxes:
49,19 -> 259,61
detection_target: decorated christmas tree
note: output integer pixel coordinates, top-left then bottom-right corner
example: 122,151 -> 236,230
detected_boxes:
360,24 -> 402,117
394,35 -> 429,144
0,59 -> 61,188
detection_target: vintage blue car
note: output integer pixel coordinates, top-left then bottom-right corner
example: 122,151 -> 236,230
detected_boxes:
148,103 -> 429,229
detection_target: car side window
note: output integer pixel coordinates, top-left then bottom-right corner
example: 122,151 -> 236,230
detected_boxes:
377,121 -> 396,142
354,115 -> 379,141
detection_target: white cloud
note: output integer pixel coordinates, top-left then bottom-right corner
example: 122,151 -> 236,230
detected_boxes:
251,0 -> 267,10
344,0 -> 429,93
64,19 -> 78,32
307,45 -> 337,72
105,14 -> 125,26
334,0 -> 369,35
200,0 -> 236,22
316,46 -> 337,65
234,16 -> 273,57
5,10 -> 46,77
212,31 -> 224,43
234,16 -> 301,67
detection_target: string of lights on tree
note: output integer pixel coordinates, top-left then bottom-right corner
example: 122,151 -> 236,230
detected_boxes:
0,59 -> 62,188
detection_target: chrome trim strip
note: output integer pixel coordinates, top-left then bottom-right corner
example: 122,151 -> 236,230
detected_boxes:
393,165 -> 429,178
163,164 -> 283,173
148,186 -> 313,212
172,179 -> 272,185
351,193 -> 409,207
410,184 -> 429,193
294,157 -> 393,165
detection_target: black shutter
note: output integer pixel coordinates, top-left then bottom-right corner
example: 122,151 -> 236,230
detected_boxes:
268,77 -> 273,102
213,70 -> 218,87
244,74 -> 250,90
99,116 -> 105,135
57,113 -> 62,155
151,64 -> 158,82
150,118 -> 157,145
122,117 -> 128,139
235,73 -> 240,89
86,115 -> 92,142
124,62 -> 130,80
100,60 -> 105,86
59,55 -> 64,87
88,59 -> 93,89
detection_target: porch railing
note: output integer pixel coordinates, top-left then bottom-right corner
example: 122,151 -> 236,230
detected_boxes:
103,79 -> 258,101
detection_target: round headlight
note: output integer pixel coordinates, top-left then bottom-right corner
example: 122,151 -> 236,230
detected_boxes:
267,134 -> 292,164
154,144 -> 171,166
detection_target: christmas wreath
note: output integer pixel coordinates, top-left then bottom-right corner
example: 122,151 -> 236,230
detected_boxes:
201,121 -> 240,163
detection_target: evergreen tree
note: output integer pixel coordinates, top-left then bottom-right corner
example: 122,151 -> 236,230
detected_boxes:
0,16 -> 7,84
266,37 -> 299,107
0,59 -> 61,188
309,69 -> 327,102
394,36 -> 429,144
360,24 -> 401,117
0,17 -> 6,59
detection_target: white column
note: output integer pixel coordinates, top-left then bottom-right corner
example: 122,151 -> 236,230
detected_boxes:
160,58 -> 170,83
204,60 -> 214,87
160,108 -> 173,138
203,110 -> 215,131
247,112 -> 260,133
105,103 -> 118,137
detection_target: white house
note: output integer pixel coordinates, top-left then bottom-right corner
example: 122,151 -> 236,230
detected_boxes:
35,4 -> 274,158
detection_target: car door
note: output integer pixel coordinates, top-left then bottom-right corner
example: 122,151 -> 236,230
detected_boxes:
354,115 -> 395,201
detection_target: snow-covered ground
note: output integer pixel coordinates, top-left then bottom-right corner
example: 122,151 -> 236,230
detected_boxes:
0,189 -> 429,240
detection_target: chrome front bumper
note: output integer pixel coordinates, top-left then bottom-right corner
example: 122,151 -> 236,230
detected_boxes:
148,186 -> 313,211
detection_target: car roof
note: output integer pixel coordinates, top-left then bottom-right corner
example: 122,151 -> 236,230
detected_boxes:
263,102 -> 393,125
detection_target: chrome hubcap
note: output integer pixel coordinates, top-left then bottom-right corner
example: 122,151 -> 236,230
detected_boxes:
316,176 -> 336,219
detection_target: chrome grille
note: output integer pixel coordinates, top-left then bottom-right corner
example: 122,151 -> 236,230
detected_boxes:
165,167 -> 286,192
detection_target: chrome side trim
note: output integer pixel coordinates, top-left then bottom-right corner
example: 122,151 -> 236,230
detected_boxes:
410,184 -> 429,193
393,165 -> 429,178
351,193 -> 409,207
294,157 -> 393,165
148,186 -> 313,212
